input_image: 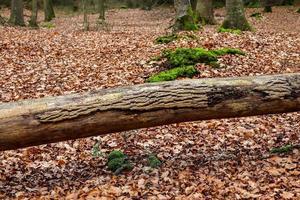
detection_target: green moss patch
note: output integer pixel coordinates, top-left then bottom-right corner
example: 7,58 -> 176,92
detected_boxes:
147,66 -> 198,83
107,150 -> 133,174
147,155 -> 162,168
155,34 -> 179,44
40,22 -> 55,29
218,27 -> 242,35
270,144 -> 296,154
162,47 -> 245,68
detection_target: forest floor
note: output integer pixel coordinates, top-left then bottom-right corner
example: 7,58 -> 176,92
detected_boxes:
0,6 -> 300,199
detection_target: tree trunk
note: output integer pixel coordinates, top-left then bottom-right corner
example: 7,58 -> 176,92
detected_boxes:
174,0 -> 199,31
221,0 -> 251,31
83,0 -> 89,31
97,0 -> 105,22
0,73 -> 299,151
196,0 -> 216,25
9,0 -> 25,26
43,0 -> 55,22
29,0 -> 38,27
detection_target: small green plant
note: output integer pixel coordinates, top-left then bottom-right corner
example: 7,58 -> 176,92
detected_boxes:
40,22 -> 55,29
218,27 -> 242,35
270,144 -> 295,154
147,155 -> 162,168
91,142 -> 103,157
250,12 -> 263,19
155,34 -> 179,44
107,150 -> 133,174
147,66 -> 198,83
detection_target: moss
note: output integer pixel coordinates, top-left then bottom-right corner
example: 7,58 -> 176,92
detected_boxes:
270,144 -> 295,154
108,150 -> 125,161
211,48 -> 246,56
147,66 -> 198,83
147,155 -> 162,168
107,150 -> 133,174
250,12 -> 263,19
155,34 -> 179,44
218,27 -> 242,35
164,48 -> 217,67
40,22 -> 55,29
162,47 -> 245,68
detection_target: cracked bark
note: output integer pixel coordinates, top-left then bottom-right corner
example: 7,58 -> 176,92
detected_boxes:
0,73 -> 299,151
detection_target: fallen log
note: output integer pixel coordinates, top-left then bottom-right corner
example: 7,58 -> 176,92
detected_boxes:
0,73 -> 300,151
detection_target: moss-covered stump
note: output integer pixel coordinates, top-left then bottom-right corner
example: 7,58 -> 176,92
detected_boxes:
147,66 -> 198,83
221,0 -> 252,31
174,0 -> 199,31
162,47 -> 245,68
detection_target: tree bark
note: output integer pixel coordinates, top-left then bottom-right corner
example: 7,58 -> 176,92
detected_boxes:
29,0 -> 38,27
196,0 -> 216,25
43,0 -> 55,22
9,0 -> 25,26
221,0 -> 251,31
0,73 -> 299,151
174,0 -> 199,31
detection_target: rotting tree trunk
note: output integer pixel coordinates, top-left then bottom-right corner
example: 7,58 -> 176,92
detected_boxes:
29,0 -> 38,27
0,73 -> 300,151
9,0 -> 25,26
174,0 -> 198,31
221,0 -> 251,31
196,0 -> 216,25
43,0 -> 55,22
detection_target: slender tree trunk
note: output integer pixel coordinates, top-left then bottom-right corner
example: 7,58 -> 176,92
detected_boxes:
83,0 -> 89,31
9,0 -> 25,26
0,73 -> 299,151
43,0 -> 55,22
97,0 -> 105,21
263,0 -> 273,12
29,0 -> 38,27
196,0 -> 216,25
174,0 -> 199,31
221,0 -> 251,31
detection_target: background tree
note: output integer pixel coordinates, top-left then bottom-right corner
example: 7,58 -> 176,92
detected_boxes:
9,0 -> 25,26
174,0 -> 198,31
83,0 -> 89,31
196,0 -> 216,25
44,0 -> 55,21
97,0 -> 105,24
29,0 -> 38,27
221,0 -> 251,31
